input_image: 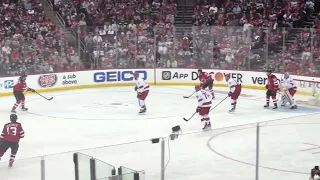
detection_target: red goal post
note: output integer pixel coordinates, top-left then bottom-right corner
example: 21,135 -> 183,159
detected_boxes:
294,79 -> 320,106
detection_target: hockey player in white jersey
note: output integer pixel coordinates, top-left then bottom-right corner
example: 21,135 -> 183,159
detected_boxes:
134,72 -> 150,113
195,85 -> 212,130
225,73 -> 242,112
280,72 -> 297,109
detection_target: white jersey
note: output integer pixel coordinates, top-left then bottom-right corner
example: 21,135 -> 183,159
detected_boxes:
196,90 -> 212,107
227,78 -> 238,93
135,77 -> 149,93
283,76 -> 296,90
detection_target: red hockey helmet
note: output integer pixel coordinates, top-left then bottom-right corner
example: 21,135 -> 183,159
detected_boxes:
225,73 -> 231,79
133,72 -> 139,78
195,85 -> 201,91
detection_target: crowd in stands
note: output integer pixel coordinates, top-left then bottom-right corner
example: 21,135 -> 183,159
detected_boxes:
0,0 -> 86,76
192,0 -> 319,75
0,0 -> 320,76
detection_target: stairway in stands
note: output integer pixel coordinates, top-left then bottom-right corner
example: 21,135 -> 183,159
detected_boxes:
275,13 -> 317,54
174,6 -> 194,37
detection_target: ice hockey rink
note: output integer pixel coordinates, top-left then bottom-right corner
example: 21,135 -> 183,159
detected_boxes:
0,86 -> 319,180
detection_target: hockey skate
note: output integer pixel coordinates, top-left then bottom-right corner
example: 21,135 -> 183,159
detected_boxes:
8,161 -> 14,168
290,105 -> 297,109
207,122 -> 212,129
139,108 -> 146,114
202,122 -> 211,131
21,107 -> 28,111
281,102 -> 286,106
263,104 -> 269,108
229,107 -> 236,113
11,110 -> 16,113
272,106 -> 278,110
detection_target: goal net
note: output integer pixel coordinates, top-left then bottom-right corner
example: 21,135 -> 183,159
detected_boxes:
294,79 -> 320,106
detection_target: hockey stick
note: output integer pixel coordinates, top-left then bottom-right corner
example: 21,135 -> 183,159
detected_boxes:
183,96 -> 228,122
34,91 -> 53,101
183,91 -> 195,98
183,112 -> 197,122
209,96 -> 228,112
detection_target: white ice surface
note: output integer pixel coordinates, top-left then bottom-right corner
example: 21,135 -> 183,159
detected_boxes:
0,86 -> 319,180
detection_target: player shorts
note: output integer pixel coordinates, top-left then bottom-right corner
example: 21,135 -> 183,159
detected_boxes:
231,85 -> 242,100
13,91 -> 25,101
139,90 -> 149,100
266,89 -> 277,96
202,81 -> 213,89
199,107 -> 210,116
0,141 -> 19,153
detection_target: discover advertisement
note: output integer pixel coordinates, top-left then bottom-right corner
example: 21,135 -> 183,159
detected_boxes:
93,70 -> 147,83
160,69 -> 243,83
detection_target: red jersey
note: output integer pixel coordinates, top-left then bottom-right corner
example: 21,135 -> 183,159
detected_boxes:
0,122 -> 25,142
13,78 -> 29,92
199,72 -> 213,85
267,74 -> 279,90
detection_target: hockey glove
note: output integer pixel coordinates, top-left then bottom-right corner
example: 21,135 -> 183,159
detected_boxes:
196,107 -> 201,113
134,86 -> 137,91
265,84 -> 269,89
29,88 -> 35,92
228,92 -> 232,97
137,93 -> 141,99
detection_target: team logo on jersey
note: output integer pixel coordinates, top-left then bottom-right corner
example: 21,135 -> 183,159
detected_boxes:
38,74 -> 58,88
162,71 -> 171,80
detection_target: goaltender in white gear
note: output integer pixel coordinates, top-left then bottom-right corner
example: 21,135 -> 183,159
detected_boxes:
134,72 -> 150,113
281,72 -> 297,109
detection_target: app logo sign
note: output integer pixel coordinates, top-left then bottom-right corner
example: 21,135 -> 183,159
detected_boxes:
94,70 -> 147,83
38,74 -> 58,88
4,80 -> 14,89
162,71 -> 171,80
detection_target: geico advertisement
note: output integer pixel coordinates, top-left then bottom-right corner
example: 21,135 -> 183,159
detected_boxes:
161,70 -> 243,83
93,70 -> 147,83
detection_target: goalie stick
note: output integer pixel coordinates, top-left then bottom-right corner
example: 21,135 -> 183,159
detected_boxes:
183,96 -> 228,122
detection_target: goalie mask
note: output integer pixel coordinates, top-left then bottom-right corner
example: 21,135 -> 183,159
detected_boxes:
284,72 -> 290,79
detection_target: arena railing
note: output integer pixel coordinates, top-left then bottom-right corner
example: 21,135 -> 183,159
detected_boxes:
0,26 -> 319,77
0,113 -> 317,180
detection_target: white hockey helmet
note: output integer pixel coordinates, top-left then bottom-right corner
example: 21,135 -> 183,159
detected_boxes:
284,72 -> 290,79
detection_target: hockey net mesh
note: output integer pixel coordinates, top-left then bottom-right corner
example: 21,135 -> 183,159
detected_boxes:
294,79 -> 320,106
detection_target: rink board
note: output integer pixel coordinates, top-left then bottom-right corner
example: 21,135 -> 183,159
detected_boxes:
0,69 -> 319,97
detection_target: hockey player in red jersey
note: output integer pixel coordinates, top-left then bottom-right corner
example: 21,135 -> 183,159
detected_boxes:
197,69 -> 215,99
0,114 -> 25,167
11,73 -> 35,113
225,73 -> 242,112
264,69 -> 280,109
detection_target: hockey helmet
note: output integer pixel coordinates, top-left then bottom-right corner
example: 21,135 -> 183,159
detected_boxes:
195,85 -> 201,91
197,69 -> 202,73
10,114 -> 18,122
265,69 -> 273,73
133,72 -> 139,78
284,72 -> 290,79
225,73 -> 231,79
